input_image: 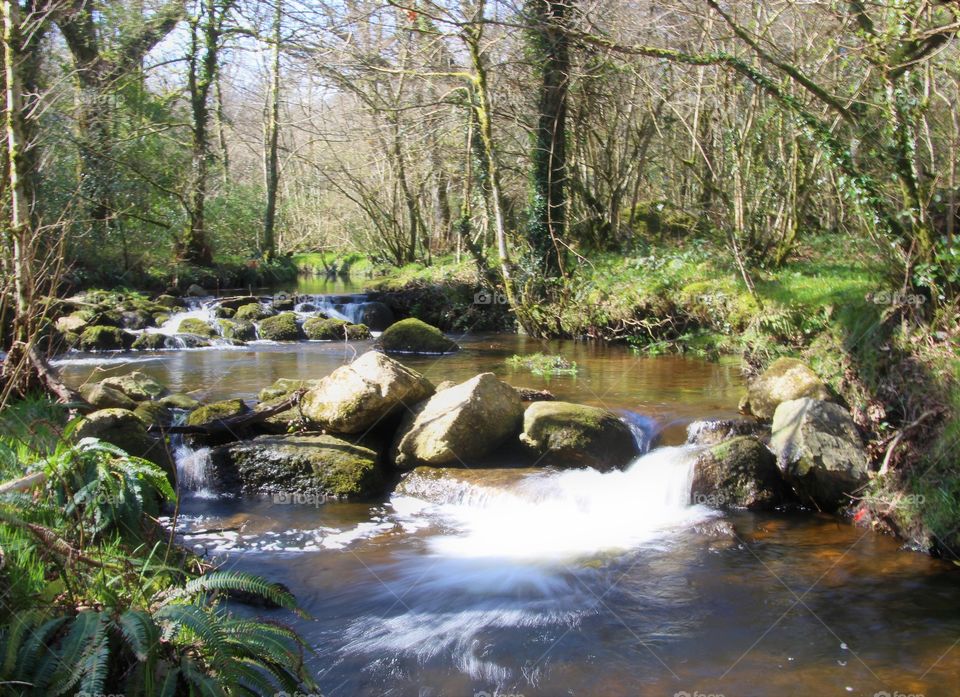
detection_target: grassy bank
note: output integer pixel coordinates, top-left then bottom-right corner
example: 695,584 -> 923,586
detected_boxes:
366,238 -> 960,558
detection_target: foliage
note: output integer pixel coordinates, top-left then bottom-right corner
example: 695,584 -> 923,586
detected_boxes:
506,353 -> 578,376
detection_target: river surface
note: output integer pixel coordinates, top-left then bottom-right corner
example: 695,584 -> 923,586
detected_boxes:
56,324 -> 960,697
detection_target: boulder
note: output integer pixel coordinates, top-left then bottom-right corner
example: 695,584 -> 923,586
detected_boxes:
515,386 -> 556,402
154,294 -> 180,308
185,284 -> 206,297
160,393 -> 200,410
357,301 -> 394,331
686,418 -> 767,447
214,306 -> 236,319
79,383 -> 138,411
134,401 -> 175,427
379,318 -> 459,354
131,333 -> 171,351
519,401 -> 639,471
258,312 -> 301,341
217,295 -> 259,311
78,325 -> 133,351
217,319 -> 256,341
271,296 -> 296,311
121,310 -> 154,330
740,357 -> 830,420
234,303 -> 271,322
186,398 -> 249,427
208,433 -> 384,498
98,371 -> 168,401
300,351 -> 434,433
258,378 -> 313,402
392,373 -> 524,469
691,436 -> 789,510
55,315 -> 88,334
177,318 -> 216,338
303,317 -> 371,341
177,335 -> 212,348
75,408 -> 172,475
770,398 -> 869,511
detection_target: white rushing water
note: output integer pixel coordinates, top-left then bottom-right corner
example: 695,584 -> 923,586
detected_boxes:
391,445 -> 714,562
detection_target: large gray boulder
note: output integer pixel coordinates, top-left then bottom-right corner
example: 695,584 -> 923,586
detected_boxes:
209,433 -> 384,499
379,318 -> 459,354
300,351 -> 434,434
392,373 -> 523,469
770,397 -> 869,511
519,401 -> 639,471
740,357 -> 831,420
79,383 -> 138,411
691,436 -> 789,510
98,371 -> 169,402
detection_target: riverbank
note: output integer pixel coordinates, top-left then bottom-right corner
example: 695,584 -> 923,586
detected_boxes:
362,238 -> 960,559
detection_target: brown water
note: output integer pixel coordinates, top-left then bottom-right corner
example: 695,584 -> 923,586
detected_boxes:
56,335 -> 960,697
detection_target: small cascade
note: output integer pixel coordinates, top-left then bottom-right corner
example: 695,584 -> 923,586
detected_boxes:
295,293 -> 369,324
170,411 -> 216,497
148,302 -> 218,337
390,445 -> 715,562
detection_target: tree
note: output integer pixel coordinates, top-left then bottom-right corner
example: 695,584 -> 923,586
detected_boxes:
261,0 -> 282,259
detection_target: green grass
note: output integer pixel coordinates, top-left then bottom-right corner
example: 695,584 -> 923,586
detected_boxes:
506,353 -> 578,376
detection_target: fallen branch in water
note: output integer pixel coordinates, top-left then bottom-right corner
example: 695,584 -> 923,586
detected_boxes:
148,389 -> 305,436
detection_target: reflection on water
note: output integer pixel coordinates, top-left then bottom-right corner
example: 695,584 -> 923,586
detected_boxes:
58,336 -> 960,697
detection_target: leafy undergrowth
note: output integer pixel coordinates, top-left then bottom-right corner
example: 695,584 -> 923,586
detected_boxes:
506,353 -> 578,376
0,396 -> 317,695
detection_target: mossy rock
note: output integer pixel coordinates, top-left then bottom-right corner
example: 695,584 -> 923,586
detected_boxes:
98,371 -> 169,401
519,401 -> 638,471
55,314 -> 88,334
259,378 -> 314,402
271,296 -> 295,311
379,318 -> 459,354
134,401 -> 175,427
186,398 -> 249,427
177,318 -> 217,338
741,357 -> 831,421
78,325 -> 133,351
154,294 -> 180,308
218,295 -> 260,310
160,393 -> 201,410
208,433 -> 385,499
692,436 -> 789,510
217,319 -> 256,341
258,312 -> 301,341
303,317 -> 372,341
132,333 -> 170,351
79,383 -> 138,411
121,310 -> 154,330
75,408 -> 172,477
214,306 -> 236,319
152,312 -> 171,326
88,310 -> 124,328
234,303 -> 271,321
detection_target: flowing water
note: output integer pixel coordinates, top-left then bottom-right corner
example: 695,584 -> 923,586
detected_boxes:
55,315 -> 960,696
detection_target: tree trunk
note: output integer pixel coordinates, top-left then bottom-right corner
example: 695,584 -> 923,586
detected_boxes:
261,0 -> 282,259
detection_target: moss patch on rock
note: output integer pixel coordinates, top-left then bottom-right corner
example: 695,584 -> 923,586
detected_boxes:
186,398 -> 248,426
258,312 -> 301,341
379,318 -> 459,354
177,318 -> 217,337
303,317 -> 372,341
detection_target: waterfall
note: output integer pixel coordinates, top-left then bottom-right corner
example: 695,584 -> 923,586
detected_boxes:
390,445 -> 715,562
295,294 -> 368,324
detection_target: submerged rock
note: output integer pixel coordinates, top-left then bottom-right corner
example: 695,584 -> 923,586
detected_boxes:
303,317 -> 371,341
740,357 -> 831,421
691,436 -> 789,510
519,401 -> 638,471
258,312 -> 301,341
770,397 -> 869,511
300,351 -> 434,434
392,372 -> 524,469
209,433 -> 384,498
378,318 -> 459,354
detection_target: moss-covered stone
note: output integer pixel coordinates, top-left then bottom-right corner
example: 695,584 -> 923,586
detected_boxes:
214,306 -> 236,319
692,436 -> 789,510
79,383 -> 139,411
258,378 -> 314,402
218,295 -> 260,310
217,319 -> 256,341
55,314 -> 89,334
134,401 -> 175,426
186,398 -> 248,426
78,325 -> 133,351
303,317 -> 371,341
740,357 -> 830,421
151,312 -> 171,326
75,408 -> 172,477
132,333 -> 170,351
160,393 -> 201,410
258,312 -> 301,341
379,317 -> 459,354
234,303 -> 271,321
519,401 -> 638,471
208,433 -> 385,499
121,310 -> 154,330
177,318 -> 216,337
154,294 -> 180,308
98,371 -> 169,401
